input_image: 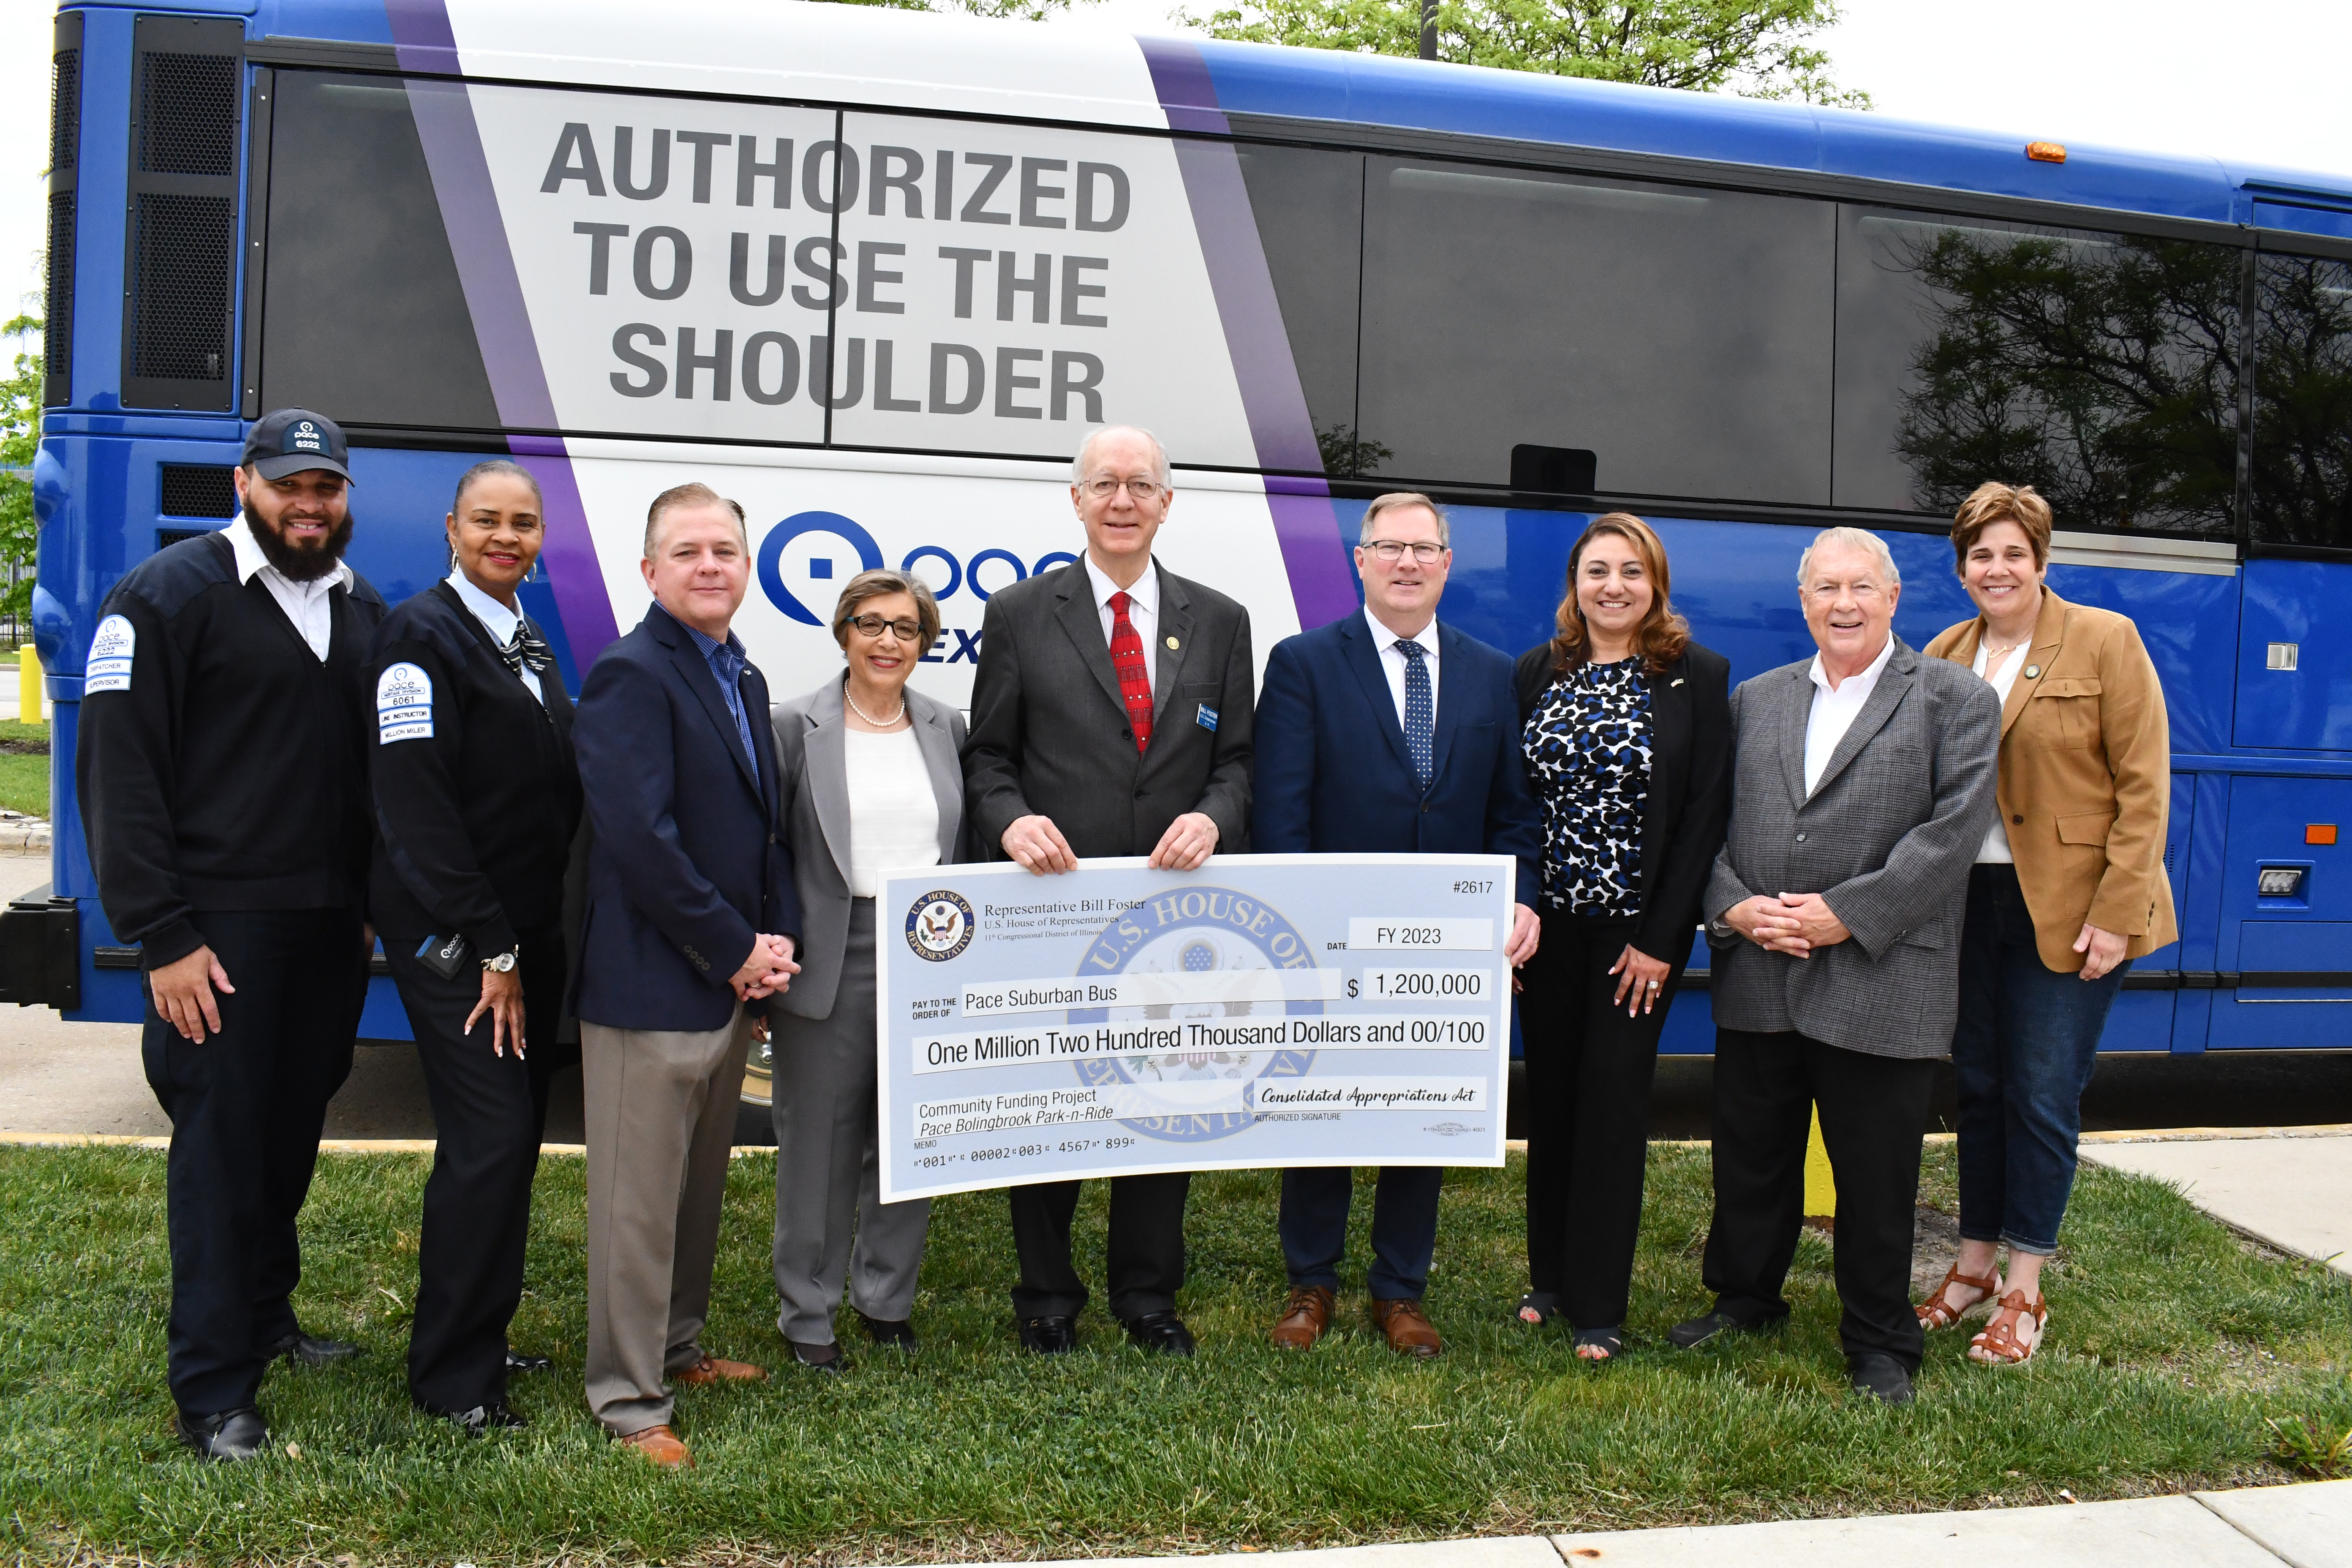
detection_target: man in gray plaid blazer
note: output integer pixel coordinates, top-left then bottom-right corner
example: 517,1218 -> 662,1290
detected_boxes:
1670,527 -> 2000,1405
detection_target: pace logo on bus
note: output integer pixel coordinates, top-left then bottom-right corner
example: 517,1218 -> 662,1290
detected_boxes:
757,510 -> 1075,664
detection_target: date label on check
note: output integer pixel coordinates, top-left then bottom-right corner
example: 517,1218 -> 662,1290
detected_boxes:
1347,918 -> 1495,952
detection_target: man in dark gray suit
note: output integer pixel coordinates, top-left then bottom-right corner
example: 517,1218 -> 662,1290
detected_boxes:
962,425 -> 1255,1357
1671,527 -> 1999,1405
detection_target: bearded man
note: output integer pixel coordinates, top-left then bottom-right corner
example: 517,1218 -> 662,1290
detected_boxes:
78,408 -> 388,1460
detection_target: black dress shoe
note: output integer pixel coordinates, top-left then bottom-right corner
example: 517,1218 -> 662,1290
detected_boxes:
439,1401 -> 530,1435
1017,1315 -> 1078,1354
1667,1308 -> 1780,1349
1849,1353 -> 1916,1405
1125,1311 -> 1196,1356
505,1350 -> 554,1375
262,1331 -> 362,1367
789,1339 -> 847,1376
178,1406 -> 268,1462
855,1310 -> 919,1351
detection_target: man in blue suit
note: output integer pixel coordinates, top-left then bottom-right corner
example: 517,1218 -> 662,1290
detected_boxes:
1252,492 -> 1542,1359
572,482 -> 801,1469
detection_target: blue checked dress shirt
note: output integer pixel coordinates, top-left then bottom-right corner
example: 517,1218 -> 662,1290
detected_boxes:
685,621 -> 761,781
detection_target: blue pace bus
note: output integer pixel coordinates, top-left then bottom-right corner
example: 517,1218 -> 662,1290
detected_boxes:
8,0 -> 2351,1065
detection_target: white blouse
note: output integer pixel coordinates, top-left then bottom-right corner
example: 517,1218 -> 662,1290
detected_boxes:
844,725 -> 941,897
1972,638 -> 2026,864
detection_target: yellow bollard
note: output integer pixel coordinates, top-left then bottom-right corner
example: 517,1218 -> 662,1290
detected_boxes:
17,645 -> 38,725
1803,1104 -> 1836,1226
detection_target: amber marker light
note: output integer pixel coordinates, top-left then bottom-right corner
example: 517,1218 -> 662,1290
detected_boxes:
2026,142 -> 2068,163
2308,824 -> 2338,846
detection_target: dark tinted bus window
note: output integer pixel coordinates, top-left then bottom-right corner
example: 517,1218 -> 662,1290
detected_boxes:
2252,251 -> 2352,548
1233,144 -> 1363,475
1835,206 -> 2240,536
260,73 -> 500,430
1356,159 -> 1833,501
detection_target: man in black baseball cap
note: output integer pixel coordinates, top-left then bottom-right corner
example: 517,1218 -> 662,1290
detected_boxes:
78,407 -> 387,1460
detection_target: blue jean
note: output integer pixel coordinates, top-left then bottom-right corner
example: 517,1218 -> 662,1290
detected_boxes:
1952,864 -> 2131,1256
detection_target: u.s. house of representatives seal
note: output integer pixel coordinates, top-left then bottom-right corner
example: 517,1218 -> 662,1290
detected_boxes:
905,890 -> 977,962
1065,885 -> 1323,1144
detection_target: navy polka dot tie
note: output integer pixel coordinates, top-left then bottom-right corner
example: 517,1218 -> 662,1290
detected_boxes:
1398,638 -> 1433,789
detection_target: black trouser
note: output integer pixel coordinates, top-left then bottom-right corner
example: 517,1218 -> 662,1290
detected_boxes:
1518,910 -> 1679,1329
141,907 -> 367,1418
1008,1171 -> 1190,1322
1701,1027 -> 1937,1370
387,927 -> 574,1414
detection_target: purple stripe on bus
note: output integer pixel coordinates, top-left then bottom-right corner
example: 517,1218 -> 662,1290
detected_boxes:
1137,35 -> 1230,136
388,2 -> 620,660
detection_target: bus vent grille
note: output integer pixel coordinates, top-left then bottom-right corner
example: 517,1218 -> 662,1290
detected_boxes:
160,465 -> 237,519
139,52 -> 238,177
156,528 -> 217,552
131,193 -> 233,382
43,191 -> 72,391
49,49 -> 76,173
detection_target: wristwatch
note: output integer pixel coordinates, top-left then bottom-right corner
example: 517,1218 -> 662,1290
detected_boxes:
481,947 -> 518,973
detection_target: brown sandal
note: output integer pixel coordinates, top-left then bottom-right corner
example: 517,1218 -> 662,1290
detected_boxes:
1968,1289 -> 2047,1365
1915,1263 -> 2001,1330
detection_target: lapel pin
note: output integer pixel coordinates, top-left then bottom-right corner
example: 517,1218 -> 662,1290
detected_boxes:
2024,664 -> 2041,679
1165,635 -> 1179,650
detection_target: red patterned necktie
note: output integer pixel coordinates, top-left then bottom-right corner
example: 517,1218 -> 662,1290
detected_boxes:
1109,590 -> 1153,753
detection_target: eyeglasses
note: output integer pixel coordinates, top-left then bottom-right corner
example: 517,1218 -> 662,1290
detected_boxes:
1081,477 -> 1167,501
1363,539 -> 1447,564
845,614 -> 924,642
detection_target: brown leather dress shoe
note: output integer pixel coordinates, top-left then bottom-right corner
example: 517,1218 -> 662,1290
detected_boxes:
672,1353 -> 767,1386
1370,1297 -> 1444,1358
617,1423 -> 694,1469
1270,1285 -> 1336,1350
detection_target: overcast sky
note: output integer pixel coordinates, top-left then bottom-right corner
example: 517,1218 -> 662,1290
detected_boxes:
2,0 -> 2347,352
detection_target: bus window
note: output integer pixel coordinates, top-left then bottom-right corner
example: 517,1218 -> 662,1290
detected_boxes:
1355,160 -> 1834,504
2251,250 -> 2352,550
1232,144 -> 1364,476
1833,205 -> 2240,537
259,74 -> 502,430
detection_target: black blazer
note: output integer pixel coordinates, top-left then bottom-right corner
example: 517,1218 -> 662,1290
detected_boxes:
1514,639 -> 1734,964
368,580 -> 581,957
571,601 -> 799,1033
963,558 -> 1254,860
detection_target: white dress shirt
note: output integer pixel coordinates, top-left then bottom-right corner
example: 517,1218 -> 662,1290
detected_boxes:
447,570 -> 544,703
1802,635 -> 1896,795
222,514 -> 353,662
1085,554 -> 1160,700
1971,637 -> 2026,863
1365,605 -> 1442,730
844,724 -> 941,898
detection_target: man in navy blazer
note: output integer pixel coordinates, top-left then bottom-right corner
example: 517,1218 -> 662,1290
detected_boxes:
571,482 -> 800,1469
1252,492 -> 1542,1359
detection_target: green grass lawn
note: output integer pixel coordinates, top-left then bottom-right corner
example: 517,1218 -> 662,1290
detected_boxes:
1,1143 -> 2345,1565
0,717 -> 49,818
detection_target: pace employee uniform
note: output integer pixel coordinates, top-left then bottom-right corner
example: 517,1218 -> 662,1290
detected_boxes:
962,556 -> 1255,1330
369,574 -> 582,1420
78,501 -> 385,1423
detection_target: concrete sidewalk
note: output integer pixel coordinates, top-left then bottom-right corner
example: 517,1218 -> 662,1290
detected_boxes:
1022,1483 -> 2352,1568
2080,1130 -> 2352,1276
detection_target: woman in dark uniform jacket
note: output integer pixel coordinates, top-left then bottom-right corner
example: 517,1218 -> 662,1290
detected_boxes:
369,459 -> 582,1431
1511,512 -> 1731,1360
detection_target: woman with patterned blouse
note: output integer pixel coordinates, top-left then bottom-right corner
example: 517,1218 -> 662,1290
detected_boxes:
1511,514 -> 1733,1360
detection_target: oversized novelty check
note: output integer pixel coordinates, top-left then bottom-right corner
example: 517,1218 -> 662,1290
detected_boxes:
875,854 -> 1516,1202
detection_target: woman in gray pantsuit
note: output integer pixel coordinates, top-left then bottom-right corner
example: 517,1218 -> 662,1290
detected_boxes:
766,568 -> 966,1371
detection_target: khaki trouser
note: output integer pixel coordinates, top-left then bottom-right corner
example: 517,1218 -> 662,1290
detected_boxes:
581,1007 -> 751,1435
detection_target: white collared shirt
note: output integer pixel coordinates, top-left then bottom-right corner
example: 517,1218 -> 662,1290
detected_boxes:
1365,605 -> 1442,730
1802,635 -> 1897,795
1971,637 -> 2028,862
222,514 -> 353,662
447,570 -> 544,703
1085,553 -> 1160,700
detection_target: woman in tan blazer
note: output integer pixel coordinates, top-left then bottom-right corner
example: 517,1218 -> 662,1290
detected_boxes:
1913,483 -> 2176,1367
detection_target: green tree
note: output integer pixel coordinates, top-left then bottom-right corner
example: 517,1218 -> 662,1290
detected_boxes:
0,316 -> 38,624
1178,0 -> 1867,107
817,0 -> 1103,23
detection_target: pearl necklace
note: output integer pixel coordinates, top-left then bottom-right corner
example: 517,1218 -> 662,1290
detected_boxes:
844,682 -> 907,728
